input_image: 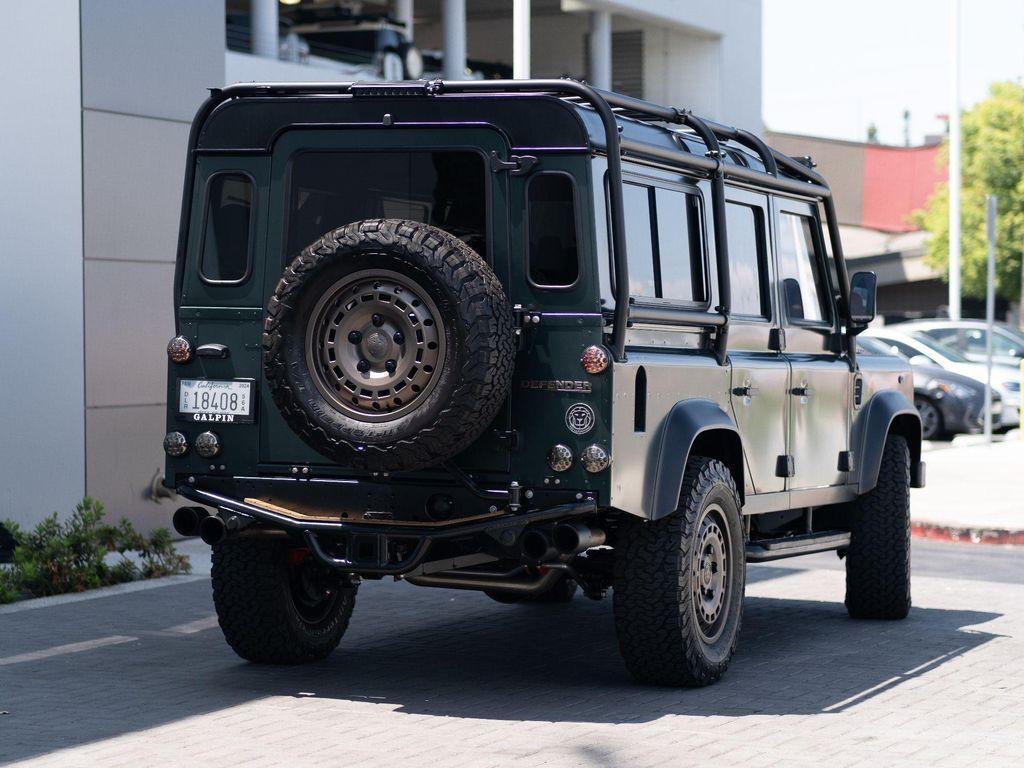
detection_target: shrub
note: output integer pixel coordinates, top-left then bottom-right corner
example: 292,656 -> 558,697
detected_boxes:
0,498 -> 190,604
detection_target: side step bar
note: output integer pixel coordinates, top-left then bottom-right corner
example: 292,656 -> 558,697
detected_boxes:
746,530 -> 851,563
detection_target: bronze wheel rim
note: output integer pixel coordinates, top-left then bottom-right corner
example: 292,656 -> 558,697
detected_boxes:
690,502 -> 732,644
305,268 -> 446,423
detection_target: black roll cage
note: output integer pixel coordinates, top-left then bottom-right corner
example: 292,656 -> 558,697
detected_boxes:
173,78 -> 855,367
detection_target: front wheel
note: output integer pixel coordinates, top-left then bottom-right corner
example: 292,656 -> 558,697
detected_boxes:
212,536 -> 357,663
845,434 -> 912,620
613,457 -> 745,687
914,396 -> 944,441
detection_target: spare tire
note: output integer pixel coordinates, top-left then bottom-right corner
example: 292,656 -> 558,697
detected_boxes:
263,219 -> 515,472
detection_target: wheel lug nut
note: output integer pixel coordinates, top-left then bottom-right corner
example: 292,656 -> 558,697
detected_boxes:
357,359 -> 371,373
393,331 -> 404,344
372,314 -> 384,327
385,359 -> 397,374
348,330 -> 362,344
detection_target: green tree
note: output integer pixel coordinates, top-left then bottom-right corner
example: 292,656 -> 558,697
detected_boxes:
914,81 -> 1024,301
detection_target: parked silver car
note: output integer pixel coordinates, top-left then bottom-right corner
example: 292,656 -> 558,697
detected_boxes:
864,327 -> 1020,427
895,319 -> 1024,367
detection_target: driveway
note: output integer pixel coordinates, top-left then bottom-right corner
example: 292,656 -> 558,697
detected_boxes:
2,541 -> 1022,767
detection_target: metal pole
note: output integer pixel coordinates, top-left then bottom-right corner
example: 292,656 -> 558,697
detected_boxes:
442,0 -> 466,80
394,0 -> 414,42
251,0 -> 279,59
513,0 -> 530,79
984,195 -> 997,443
948,0 -> 962,320
588,11 -> 612,90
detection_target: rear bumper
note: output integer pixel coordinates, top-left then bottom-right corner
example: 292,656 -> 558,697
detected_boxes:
178,484 -> 595,576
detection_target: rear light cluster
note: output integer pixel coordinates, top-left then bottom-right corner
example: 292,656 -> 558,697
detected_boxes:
547,443 -> 610,474
163,430 -> 221,459
580,345 -> 610,375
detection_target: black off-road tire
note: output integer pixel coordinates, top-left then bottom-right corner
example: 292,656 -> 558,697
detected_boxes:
484,575 -> 578,604
263,219 -> 515,472
212,536 -> 357,664
613,457 -> 745,687
845,434 -> 912,620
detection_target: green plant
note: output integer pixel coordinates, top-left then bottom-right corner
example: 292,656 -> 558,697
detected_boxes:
0,498 -> 190,604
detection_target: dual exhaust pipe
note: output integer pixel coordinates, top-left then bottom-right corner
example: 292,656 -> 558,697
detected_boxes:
172,506 -> 229,546
521,521 -> 605,562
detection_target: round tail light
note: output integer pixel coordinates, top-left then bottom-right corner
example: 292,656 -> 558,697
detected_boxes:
163,431 -> 188,457
548,444 -> 574,472
581,345 -> 610,375
580,444 -> 611,473
167,336 -> 192,364
195,431 -> 221,459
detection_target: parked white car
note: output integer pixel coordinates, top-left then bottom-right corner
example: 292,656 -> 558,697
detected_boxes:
893,319 -> 1024,367
864,327 -> 1021,427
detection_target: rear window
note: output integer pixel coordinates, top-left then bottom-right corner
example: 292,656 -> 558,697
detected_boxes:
527,173 -> 579,287
200,173 -> 253,283
286,150 -> 487,259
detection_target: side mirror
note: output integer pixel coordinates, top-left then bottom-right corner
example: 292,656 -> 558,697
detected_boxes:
849,271 -> 877,330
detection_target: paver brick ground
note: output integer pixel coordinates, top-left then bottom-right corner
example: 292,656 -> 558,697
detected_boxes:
1,551 -> 1022,767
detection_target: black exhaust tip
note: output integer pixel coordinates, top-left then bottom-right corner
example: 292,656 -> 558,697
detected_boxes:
198,514 -> 227,546
521,528 -> 558,563
553,522 -> 607,555
172,506 -> 209,537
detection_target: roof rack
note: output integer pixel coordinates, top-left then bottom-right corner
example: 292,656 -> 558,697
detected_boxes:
181,79 -> 854,366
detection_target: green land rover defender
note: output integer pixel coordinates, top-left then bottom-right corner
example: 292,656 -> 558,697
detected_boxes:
165,79 -> 924,687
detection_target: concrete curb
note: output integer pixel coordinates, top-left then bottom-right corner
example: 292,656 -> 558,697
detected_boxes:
0,574 -> 204,615
911,520 -> 1024,546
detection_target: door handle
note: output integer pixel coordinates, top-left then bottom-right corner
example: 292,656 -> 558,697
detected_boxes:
732,385 -> 759,398
790,386 -> 814,398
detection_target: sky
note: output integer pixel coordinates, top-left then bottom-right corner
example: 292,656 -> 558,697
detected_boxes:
762,0 -> 1024,145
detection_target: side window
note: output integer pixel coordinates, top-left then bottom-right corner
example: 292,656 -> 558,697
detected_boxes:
200,173 -> 253,283
725,202 -> 769,318
655,188 -> 706,304
777,212 -> 830,324
622,182 -> 656,296
527,173 -> 579,287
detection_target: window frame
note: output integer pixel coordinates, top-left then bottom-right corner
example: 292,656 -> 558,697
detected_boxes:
773,198 -> 836,331
525,169 -> 583,292
722,195 -> 772,322
605,170 -> 711,311
197,170 -> 257,287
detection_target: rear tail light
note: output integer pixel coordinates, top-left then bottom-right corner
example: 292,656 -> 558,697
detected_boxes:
548,444 -> 573,472
580,444 -> 611,473
163,431 -> 188,457
580,345 -> 610,375
167,336 -> 192,364
195,431 -> 221,459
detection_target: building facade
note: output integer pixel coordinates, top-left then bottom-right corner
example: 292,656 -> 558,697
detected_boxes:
1,0 -> 761,531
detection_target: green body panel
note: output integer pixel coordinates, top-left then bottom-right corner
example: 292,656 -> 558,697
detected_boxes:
166,125 -> 612,505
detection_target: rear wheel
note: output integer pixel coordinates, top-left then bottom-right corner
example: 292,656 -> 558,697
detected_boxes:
845,434 -> 912,620
212,536 -> 357,663
613,457 -> 745,687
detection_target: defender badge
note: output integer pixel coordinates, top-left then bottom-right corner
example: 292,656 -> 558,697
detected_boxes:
565,403 -> 596,435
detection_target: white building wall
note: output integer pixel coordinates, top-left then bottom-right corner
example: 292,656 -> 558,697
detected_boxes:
0,0 -> 85,526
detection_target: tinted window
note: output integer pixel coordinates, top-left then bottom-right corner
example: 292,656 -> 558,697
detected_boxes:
200,173 -> 253,283
622,183 -> 656,296
725,202 -> 768,318
286,151 -> 486,258
655,188 -> 705,303
777,212 -> 829,324
528,174 -> 579,287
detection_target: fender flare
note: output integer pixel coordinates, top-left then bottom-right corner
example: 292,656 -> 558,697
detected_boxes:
646,399 -> 745,520
853,389 -> 924,494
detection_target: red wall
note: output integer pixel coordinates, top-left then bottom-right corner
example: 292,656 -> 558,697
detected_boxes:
861,144 -> 946,232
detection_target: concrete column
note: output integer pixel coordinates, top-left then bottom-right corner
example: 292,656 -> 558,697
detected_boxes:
251,0 -> 279,59
513,0 -> 530,79
394,0 -> 414,42
588,11 -> 612,90
442,0 -> 466,79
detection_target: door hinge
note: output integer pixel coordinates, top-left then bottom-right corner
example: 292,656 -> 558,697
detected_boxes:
489,151 -> 538,176
493,428 -> 519,450
775,455 -> 795,478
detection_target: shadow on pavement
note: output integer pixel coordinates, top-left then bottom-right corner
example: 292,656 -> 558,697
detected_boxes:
0,576 -> 1003,763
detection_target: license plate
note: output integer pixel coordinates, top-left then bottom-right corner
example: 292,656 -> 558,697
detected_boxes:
178,379 -> 254,424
